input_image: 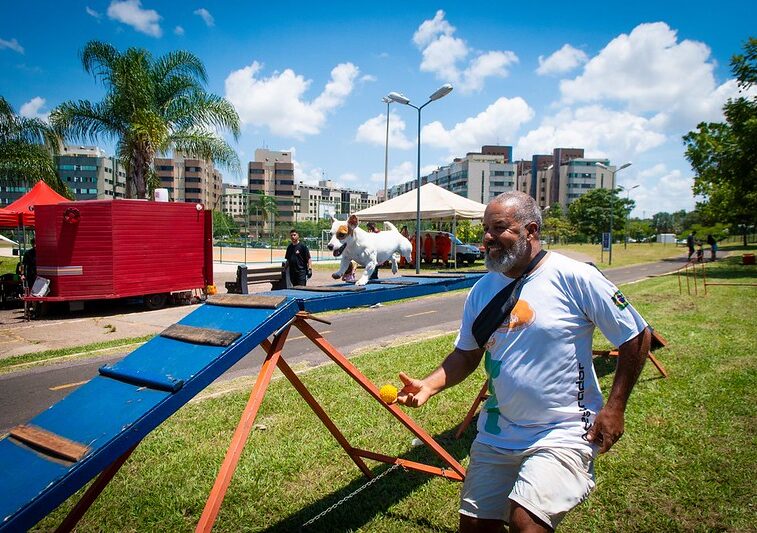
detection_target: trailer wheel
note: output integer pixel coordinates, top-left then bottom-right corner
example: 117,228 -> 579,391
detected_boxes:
144,293 -> 168,310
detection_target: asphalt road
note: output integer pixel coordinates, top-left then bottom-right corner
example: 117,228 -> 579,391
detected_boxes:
0,291 -> 466,433
0,255 -> 687,433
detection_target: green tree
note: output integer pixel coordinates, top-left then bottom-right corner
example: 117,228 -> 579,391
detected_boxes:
455,219 -> 483,244
212,210 -> 239,239
684,37 -> 757,245
0,96 -> 70,197
627,219 -> 653,241
651,212 -> 674,234
542,205 -> 575,245
51,41 -> 240,199
252,194 -> 278,238
568,188 -> 633,243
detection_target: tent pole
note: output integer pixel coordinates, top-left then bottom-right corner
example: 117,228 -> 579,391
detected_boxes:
452,216 -> 457,269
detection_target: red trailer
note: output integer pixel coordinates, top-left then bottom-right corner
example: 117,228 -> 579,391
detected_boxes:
25,199 -> 213,312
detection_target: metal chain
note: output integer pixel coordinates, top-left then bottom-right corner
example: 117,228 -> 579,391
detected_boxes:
301,463 -> 402,529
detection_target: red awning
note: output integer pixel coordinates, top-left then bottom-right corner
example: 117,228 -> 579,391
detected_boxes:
0,181 -> 69,228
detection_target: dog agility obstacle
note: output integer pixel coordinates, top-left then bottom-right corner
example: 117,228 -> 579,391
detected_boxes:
0,273 -> 482,532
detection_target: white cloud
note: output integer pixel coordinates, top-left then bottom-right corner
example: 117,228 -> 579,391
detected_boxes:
174,25 -> 184,36
225,61 -> 359,139
559,22 -> 739,131
421,96 -> 535,155
193,8 -> 214,27
19,97 -> 49,121
637,163 -> 667,179
631,168 -> 695,216
413,10 -> 455,48
367,160 -> 415,188
0,38 -> 24,54
360,74 -> 377,83
355,111 -> 413,150
536,44 -> 588,75
107,0 -> 162,37
413,10 -> 518,93
515,105 -> 667,160
85,6 -> 102,19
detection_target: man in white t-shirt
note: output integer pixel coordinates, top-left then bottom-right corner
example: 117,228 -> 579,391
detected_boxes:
397,191 -> 651,532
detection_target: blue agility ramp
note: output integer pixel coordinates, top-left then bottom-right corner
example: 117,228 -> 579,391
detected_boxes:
0,273 -> 482,532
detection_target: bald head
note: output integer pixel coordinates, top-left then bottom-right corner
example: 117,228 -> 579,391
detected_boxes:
490,191 -> 542,233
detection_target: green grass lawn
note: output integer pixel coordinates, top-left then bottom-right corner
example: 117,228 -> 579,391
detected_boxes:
33,257 -> 757,532
549,242 -> 685,269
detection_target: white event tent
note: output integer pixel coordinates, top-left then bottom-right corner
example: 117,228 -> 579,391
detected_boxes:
354,183 -> 487,268
354,183 -> 486,221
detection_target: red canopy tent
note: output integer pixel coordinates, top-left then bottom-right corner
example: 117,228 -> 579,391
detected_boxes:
0,181 -> 69,228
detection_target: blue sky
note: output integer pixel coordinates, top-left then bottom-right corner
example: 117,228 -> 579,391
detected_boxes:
2,1 -> 754,217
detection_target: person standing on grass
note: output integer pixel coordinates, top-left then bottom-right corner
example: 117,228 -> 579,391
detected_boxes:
284,229 -> 311,287
686,230 -> 697,261
707,234 -> 717,261
397,191 -> 651,532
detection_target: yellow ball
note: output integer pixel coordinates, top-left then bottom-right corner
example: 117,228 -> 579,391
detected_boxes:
379,384 -> 398,404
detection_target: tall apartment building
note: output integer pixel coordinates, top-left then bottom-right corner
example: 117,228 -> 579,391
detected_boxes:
154,154 -> 223,208
387,145 -> 517,202
387,145 -> 618,212
222,183 -> 247,223
0,145 -> 127,205
295,179 -> 379,222
57,145 -> 127,200
529,154 -> 555,207
247,149 -> 296,231
528,148 -> 615,210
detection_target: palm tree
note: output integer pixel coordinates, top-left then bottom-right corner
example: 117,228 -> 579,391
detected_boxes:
0,96 -> 70,197
254,194 -> 278,239
51,41 -> 240,199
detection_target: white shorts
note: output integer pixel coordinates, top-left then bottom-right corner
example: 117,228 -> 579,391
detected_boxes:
459,440 -> 596,529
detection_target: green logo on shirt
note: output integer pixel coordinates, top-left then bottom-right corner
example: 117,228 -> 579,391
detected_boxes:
612,290 -> 628,310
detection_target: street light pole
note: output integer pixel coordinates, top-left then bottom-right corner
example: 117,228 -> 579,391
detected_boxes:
596,162 -> 632,266
621,184 -> 640,249
382,96 -> 392,202
388,84 -> 453,273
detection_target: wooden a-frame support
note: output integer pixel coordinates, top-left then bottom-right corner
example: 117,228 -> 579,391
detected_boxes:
51,311 -> 465,533
195,311 -> 466,532
453,330 -> 670,440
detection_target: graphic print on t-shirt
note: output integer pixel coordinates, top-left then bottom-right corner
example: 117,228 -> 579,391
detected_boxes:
483,351 -> 503,434
498,299 -> 535,331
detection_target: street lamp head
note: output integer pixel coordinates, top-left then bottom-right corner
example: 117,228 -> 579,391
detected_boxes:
381,96 -> 392,104
630,184 -> 640,191
618,162 -> 633,171
429,84 -> 453,101
595,162 -> 608,170
387,92 -> 410,105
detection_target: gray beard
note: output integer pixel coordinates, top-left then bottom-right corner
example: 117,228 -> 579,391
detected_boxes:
485,234 -> 529,274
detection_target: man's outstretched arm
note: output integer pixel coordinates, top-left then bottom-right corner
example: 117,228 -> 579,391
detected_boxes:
586,327 -> 651,453
397,346 -> 484,408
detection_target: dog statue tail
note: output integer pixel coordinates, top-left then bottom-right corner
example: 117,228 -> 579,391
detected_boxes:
385,221 -> 413,264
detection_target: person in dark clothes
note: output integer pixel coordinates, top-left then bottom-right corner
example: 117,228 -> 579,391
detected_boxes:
706,234 -> 717,261
21,237 -> 37,291
686,231 -> 696,261
285,229 -> 312,287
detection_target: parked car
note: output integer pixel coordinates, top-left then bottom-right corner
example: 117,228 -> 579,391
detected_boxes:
466,243 -> 485,260
421,231 -> 481,266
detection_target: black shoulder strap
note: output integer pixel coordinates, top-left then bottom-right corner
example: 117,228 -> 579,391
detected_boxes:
471,250 -> 547,349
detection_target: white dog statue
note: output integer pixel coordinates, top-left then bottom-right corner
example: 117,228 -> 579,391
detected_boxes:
327,215 -> 413,286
